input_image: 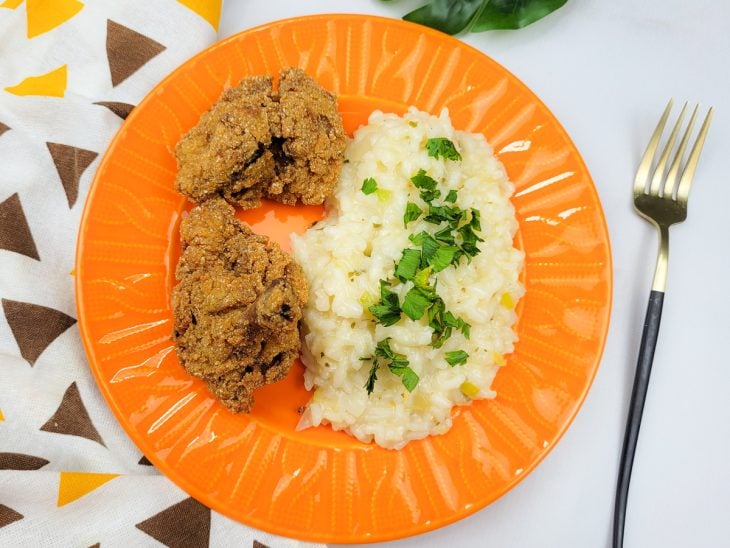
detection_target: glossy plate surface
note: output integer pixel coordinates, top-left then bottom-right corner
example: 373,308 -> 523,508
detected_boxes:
75,14 -> 612,543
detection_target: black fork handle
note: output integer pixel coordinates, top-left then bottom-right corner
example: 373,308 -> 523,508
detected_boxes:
613,290 -> 665,548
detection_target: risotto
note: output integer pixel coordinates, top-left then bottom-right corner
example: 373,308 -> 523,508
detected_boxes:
291,108 -> 524,449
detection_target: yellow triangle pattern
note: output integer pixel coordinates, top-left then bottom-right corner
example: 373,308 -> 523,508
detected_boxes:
177,0 -> 221,31
57,471 -> 119,507
0,0 -> 24,9
4,65 -> 67,97
26,0 -> 84,38
0,407 -> 5,421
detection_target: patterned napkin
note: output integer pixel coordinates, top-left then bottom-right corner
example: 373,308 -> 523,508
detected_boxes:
0,2 -> 322,546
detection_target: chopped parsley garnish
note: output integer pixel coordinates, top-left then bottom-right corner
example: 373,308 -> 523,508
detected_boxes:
445,350 -> 469,366
361,161 -> 484,392
409,231 -> 439,266
402,286 -> 432,320
428,245 -> 459,273
403,202 -> 422,227
361,177 -> 378,195
426,137 -> 462,161
410,169 -> 438,190
368,280 -> 401,326
395,248 -> 421,282
363,338 -> 419,394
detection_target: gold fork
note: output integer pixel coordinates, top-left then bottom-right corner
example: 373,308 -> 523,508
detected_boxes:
613,100 -> 713,548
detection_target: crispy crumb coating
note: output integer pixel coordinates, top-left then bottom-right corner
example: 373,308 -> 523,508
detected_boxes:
171,197 -> 308,413
174,68 -> 346,209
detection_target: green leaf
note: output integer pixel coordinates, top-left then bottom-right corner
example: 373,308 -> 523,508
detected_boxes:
428,245 -> 459,272
419,188 -> 442,203
457,223 -> 484,258
417,232 -> 440,265
361,177 -> 378,195
424,204 -> 464,225
404,202 -> 422,226
395,248 -> 421,282
399,367 -> 420,391
471,0 -> 569,31
403,0 -> 484,36
444,189 -> 458,203
413,267 -> 432,289
470,208 -> 482,231
433,225 -> 456,245
369,338 -> 420,392
369,280 -> 401,326
364,358 -> 379,394
426,138 -> 462,161
369,304 -> 400,326
402,287 -> 431,320
410,169 -> 438,190
445,350 -> 469,366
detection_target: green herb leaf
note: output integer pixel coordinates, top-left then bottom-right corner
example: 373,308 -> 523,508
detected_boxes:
369,304 -> 401,326
471,0 -> 569,32
370,338 -> 420,392
445,350 -> 469,366
402,287 -> 432,320
419,188 -> 442,203
445,189 -> 458,203
364,358 -> 379,394
361,177 -> 378,195
395,248 -> 421,282
426,138 -> 462,161
428,245 -> 459,272
398,367 -> 420,392
457,223 -> 484,258
403,0 -> 484,35
424,204 -> 465,225
470,208 -> 482,231
413,267 -> 432,289
410,169 -> 438,190
410,231 -> 440,266
404,202 -> 422,226
434,225 -> 456,245
369,280 -> 401,326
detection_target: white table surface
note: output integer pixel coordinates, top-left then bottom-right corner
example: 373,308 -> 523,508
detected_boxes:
220,2 -> 730,547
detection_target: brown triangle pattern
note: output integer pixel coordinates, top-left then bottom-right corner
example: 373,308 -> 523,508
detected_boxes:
2,299 -> 76,365
0,452 -> 49,470
253,542 -> 270,548
0,193 -> 40,260
136,497 -> 210,548
40,382 -> 105,446
0,122 -> 9,137
0,504 -> 23,529
88,544 -> 100,548
94,101 -> 135,120
46,143 -> 98,208
106,20 -> 166,87
138,455 -> 153,466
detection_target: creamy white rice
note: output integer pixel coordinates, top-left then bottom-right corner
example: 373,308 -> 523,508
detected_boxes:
291,108 -> 524,449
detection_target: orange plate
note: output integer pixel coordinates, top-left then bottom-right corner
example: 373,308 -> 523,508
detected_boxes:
75,14 -> 612,543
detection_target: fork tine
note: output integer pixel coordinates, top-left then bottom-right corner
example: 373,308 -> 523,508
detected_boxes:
634,99 -> 673,195
649,102 -> 687,196
664,105 -> 699,198
676,107 -> 714,202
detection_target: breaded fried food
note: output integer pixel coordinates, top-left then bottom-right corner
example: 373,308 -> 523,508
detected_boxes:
171,197 -> 308,413
174,68 -> 346,209
174,75 -> 276,209
267,68 -> 347,205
